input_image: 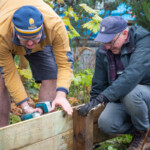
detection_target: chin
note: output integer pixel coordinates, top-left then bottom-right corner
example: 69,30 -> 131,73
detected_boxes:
26,45 -> 35,49
112,52 -> 119,54
111,49 -> 121,55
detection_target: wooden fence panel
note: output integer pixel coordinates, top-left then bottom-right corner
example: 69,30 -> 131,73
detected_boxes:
0,111 -> 73,150
0,105 -> 113,150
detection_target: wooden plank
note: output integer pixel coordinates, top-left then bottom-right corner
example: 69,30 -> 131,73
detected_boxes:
73,108 -> 94,150
19,130 -> 73,150
0,105 -> 117,150
93,105 -> 117,144
0,110 -> 73,150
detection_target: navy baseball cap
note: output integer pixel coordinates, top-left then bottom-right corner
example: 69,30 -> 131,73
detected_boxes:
12,6 -> 44,36
95,16 -> 127,43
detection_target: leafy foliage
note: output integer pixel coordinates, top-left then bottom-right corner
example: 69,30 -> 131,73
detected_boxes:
95,134 -> 132,150
17,65 -> 40,101
63,7 -> 80,39
118,0 -> 150,31
132,1 -> 150,31
79,4 -> 99,14
69,69 -> 93,104
44,0 -> 103,41
64,6 -> 79,21
10,113 -> 21,124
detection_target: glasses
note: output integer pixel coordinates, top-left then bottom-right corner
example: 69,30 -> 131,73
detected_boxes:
102,32 -> 122,47
17,34 -> 42,42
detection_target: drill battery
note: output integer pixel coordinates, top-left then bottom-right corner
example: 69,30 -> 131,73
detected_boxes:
35,101 -> 52,113
21,112 -> 40,121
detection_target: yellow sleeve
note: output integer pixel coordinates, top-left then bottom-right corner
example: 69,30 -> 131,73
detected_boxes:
51,18 -> 73,93
0,38 -> 28,104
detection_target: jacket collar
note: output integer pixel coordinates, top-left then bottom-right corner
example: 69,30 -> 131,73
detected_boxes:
121,28 -> 135,55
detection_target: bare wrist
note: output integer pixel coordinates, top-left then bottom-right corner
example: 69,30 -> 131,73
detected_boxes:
22,105 -> 30,110
20,101 -> 29,109
56,91 -> 66,98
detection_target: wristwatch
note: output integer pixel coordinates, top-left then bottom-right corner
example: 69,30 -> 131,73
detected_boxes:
23,105 -> 30,112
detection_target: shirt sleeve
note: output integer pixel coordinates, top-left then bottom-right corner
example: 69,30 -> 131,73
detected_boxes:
51,18 -> 74,93
0,37 -> 28,104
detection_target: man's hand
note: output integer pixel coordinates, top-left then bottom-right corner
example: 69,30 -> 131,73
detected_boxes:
78,94 -> 109,116
21,101 -> 43,114
23,106 -> 43,114
51,91 -> 73,116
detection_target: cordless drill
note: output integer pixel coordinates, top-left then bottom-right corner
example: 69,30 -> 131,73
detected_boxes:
21,101 -> 52,121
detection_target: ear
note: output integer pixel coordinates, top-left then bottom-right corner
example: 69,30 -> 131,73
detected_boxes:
122,30 -> 128,39
16,34 -> 20,38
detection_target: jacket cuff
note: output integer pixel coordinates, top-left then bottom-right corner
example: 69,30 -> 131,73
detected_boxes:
56,87 -> 68,94
102,94 -> 109,103
16,97 -> 29,106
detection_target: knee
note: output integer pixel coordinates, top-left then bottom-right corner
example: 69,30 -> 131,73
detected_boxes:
121,85 -> 143,108
98,115 -> 115,135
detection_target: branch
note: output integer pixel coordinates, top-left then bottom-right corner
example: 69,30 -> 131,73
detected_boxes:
73,47 -> 95,62
74,37 -> 81,47
83,32 -> 93,47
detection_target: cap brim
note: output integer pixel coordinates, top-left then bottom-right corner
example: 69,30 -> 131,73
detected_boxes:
94,32 -> 116,43
15,26 -> 43,36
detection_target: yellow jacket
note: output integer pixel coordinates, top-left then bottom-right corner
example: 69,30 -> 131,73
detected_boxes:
0,0 -> 73,104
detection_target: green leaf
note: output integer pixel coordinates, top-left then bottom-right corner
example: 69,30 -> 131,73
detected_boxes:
72,75 -> 82,86
108,146 -> 117,150
82,21 -> 98,33
79,3 -> 99,14
92,14 -> 103,23
64,6 -> 79,21
71,28 -> 80,37
19,69 -> 32,80
63,17 -> 72,29
67,31 -> 75,39
63,17 -> 80,39
93,23 -> 100,34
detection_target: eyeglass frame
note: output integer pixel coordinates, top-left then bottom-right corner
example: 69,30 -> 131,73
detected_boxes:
17,32 -> 42,42
101,32 -> 122,47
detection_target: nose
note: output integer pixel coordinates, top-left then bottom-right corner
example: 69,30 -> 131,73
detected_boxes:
26,40 -> 34,45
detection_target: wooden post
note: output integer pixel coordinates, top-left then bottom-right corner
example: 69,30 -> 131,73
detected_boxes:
73,105 -> 115,150
93,105 -> 114,143
73,108 -> 94,150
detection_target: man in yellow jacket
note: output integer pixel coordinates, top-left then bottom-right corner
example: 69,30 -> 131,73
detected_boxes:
0,0 -> 73,127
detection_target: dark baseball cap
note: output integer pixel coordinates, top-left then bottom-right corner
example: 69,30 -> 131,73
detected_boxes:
95,16 -> 127,43
12,6 -> 44,36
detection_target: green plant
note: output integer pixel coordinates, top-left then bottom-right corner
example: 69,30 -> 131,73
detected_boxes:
116,0 -> 150,31
69,69 -> 93,104
95,134 -> 132,150
16,65 -> 40,101
10,113 -> 21,124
